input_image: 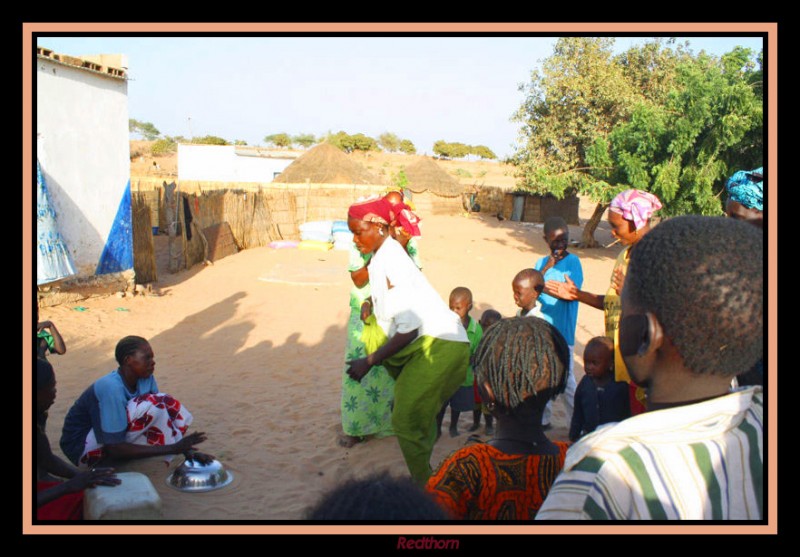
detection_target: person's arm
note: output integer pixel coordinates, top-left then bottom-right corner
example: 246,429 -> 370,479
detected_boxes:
37,468 -> 120,508
346,329 -> 418,382
103,430 -> 208,462
37,321 -> 66,355
568,383 -> 585,442
350,266 -> 369,289
543,275 -> 604,310
38,428 -> 80,480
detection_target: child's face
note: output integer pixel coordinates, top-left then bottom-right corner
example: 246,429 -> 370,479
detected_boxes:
449,295 -> 472,320
512,278 -> 540,311
584,343 -> 613,380
545,228 -> 569,258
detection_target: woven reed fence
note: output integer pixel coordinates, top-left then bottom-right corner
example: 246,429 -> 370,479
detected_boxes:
131,193 -> 157,284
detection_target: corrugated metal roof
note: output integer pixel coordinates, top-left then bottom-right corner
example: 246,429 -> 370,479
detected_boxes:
37,46 -> 127,80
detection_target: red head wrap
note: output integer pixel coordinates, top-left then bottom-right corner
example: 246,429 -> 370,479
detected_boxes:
348,196 -> 394,226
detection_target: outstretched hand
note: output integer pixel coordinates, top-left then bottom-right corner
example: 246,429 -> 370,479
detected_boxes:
184,450 -> 215,465
346,358 -> 371,382
544,275 -> 579,301
175,431 -> 208,454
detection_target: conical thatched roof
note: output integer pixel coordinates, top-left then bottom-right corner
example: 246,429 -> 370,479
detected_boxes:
403,157 -> 464,196
272,142 -> 382,185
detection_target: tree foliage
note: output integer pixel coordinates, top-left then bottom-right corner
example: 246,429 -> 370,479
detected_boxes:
471,145 -> 497,160
191,135 -> 229,146
433,140 -> 470,159
293,133 -> 317,149
511,37 -> 763,246
129,119 -> 161,141
264,133 -> 292,148
378,132 -> 401,152
150,138 -> 176,156
326,131 -> 379,153
399,139 -> 416,155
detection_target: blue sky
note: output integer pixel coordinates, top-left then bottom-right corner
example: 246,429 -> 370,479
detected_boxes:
36,35 -> 764,159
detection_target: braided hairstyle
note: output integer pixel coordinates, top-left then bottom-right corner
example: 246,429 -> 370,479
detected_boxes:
625,215 -> 763,377
115,335 -> 149,367
471,316 -> 569,410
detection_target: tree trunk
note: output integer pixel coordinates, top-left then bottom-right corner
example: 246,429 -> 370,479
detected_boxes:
580,202 -> 609,248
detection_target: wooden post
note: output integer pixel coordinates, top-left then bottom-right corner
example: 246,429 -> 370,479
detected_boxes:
164,181 -> 184,273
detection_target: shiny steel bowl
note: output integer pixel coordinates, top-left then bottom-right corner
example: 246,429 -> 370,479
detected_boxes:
166,458 -> 234,492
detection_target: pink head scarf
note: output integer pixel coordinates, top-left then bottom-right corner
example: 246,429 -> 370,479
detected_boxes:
609,190 -> 663,230
393,204 -> 422,237
348,195 -> 394,226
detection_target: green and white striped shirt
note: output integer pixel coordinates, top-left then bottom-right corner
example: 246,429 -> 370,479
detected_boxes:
536,386 -> 763,520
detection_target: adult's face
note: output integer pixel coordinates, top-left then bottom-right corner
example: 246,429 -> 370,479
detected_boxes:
618,278 -> 654,389
608,211 -> 639,245
348,217 -> 384,254
126,342 -> 156,381
726,199 -> 763,228
37,379 -> 57,413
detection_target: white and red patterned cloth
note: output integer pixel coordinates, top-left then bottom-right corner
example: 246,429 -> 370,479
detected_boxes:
77,393 -> 193,468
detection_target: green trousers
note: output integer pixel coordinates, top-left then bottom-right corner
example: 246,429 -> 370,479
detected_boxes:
362,317 -> 469,484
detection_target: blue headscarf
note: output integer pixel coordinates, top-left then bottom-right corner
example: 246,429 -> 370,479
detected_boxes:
726,167 -> 763,211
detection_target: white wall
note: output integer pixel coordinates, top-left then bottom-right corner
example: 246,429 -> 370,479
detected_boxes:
178,144 -> 294,183
36,58 -> 130,277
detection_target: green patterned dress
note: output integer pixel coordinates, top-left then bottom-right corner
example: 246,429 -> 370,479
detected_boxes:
341,240 -> 421,438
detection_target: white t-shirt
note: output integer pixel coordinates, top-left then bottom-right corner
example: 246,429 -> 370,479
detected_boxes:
368,237 -> 467,343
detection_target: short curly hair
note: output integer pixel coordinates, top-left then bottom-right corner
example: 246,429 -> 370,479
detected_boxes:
625,215 -> 763,377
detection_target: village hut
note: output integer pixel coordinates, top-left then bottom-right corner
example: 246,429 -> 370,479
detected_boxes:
401,157 -> 466,215
272,142 -> 383,185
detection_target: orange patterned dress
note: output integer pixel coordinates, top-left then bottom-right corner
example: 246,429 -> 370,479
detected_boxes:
425,441 -> 569,520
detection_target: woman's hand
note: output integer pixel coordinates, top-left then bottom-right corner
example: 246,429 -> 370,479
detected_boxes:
174,431 -> 208,454
611,267 -> 626,295
183,449 -> 215,465
65,467 -> 121,492
544,275 -> 579,300
346,358 -> 372,382
360,300 -> 373,322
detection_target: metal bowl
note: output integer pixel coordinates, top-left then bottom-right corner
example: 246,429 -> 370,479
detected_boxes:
166,458 -> 234,492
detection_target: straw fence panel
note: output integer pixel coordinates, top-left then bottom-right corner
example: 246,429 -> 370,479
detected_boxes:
131,193 -> 157,284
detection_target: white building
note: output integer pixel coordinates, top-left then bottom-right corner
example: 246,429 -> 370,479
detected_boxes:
36,47 -> 132,285
178,144 -> 297,183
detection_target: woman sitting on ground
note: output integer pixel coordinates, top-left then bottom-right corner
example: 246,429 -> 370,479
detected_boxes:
425,317 -> 571,520
59,335 -> 212,469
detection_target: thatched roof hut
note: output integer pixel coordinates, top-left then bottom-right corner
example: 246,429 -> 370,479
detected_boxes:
272,142 -> 382,185
402,157 -> 464,196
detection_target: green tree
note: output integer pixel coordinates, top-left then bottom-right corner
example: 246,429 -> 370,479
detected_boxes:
234,140 -> 248,145
471,145 -> 497,160
327,131 -> 378,153
191,135 -> 229,145
378,132 -> 400,152
399,139 -> 416,155
293,133 -> 317,149
264,133 -> 292,148
150,138 -> 176,156
129,119 -> 161,141
433,140 -> 470,159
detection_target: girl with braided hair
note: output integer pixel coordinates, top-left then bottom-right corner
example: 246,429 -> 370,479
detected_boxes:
425,317 -> 571,520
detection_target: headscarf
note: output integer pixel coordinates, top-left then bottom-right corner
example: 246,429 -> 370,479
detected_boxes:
726,167 -> 763,211
609,189 -> 663,231
348,195 -> 394,226
393,204 -> 422,237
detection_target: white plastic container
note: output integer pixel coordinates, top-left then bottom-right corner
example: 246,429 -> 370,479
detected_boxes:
83,472 -> 163,520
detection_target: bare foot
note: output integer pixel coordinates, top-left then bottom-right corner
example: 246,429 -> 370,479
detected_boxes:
338,435 -> 365,448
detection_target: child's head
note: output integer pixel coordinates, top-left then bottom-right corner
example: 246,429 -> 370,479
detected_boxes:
543,216 -> 569,257
306,471 -> 447,520
583,337 -> 614,381
512,269 -> 544,312
472,316 -> 569,414
449,287 -> 473,321
384,190 -> 404,206
479,309 -> 502,331
621,215 -> 762,387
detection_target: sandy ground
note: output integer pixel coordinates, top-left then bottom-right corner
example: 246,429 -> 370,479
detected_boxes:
37,207 -> 621,521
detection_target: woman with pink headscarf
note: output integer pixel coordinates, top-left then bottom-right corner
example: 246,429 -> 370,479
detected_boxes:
544,189 -> 662,415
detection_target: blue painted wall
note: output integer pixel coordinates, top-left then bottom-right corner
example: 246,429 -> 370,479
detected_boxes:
95,181 -> 134,275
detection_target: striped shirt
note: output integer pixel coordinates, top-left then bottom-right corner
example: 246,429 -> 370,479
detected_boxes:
536,386 -> 763,520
